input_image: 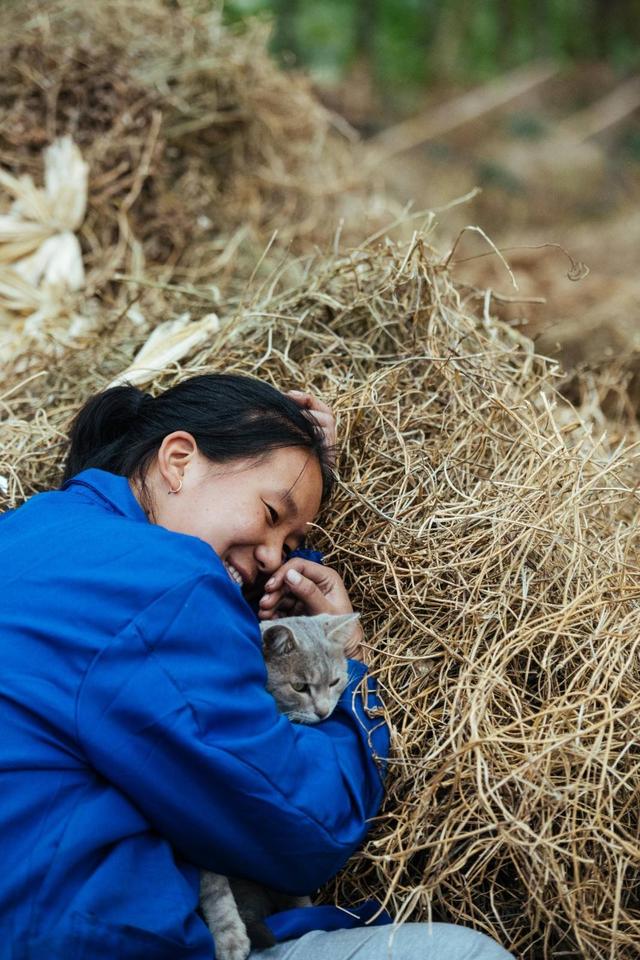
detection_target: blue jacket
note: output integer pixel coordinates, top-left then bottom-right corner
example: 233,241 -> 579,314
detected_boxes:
0,469 -> 388,958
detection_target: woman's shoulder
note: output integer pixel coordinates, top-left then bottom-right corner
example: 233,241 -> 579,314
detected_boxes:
4,467 -> 234,608
2,469 -> 261,675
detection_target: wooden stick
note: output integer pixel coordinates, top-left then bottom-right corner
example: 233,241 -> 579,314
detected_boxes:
555,75 -> 640,142
368,61 -> 559,162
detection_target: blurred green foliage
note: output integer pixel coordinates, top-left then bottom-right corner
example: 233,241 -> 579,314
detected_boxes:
223,0 -> 640,94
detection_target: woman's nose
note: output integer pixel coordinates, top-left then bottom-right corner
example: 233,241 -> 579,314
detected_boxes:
255,539 -> 285,573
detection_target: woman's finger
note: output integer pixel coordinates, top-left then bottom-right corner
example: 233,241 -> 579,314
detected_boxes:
343,621 -> 365,660
287,390 -> 333,416
258,585 -> 287,613
287,390 -> 337,449
264,558 -> 337,595
263,559 -> 355,617
283,568 -> 326,606
306,410 -> 337,446
274,595 -> 298,615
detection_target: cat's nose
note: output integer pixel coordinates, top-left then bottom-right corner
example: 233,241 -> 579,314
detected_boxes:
316,706 -> 331,721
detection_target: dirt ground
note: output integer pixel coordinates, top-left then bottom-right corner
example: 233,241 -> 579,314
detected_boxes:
328,64 -> 640,394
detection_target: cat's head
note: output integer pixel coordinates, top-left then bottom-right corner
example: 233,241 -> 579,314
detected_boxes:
260,613 -> 359,724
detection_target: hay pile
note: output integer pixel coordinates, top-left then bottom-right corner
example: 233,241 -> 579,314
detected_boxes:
2,4 -> 640,958
0,0 -> 368,253
1,0 -> 390,372
3,230 -> 640,958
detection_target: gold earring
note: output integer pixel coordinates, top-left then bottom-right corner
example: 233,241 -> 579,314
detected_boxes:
167,477 -> 183,495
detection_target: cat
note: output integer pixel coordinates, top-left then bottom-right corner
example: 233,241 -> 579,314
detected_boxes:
200,612 -> 359,960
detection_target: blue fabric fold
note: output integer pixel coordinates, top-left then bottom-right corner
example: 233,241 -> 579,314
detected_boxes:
0,469 -> 390,958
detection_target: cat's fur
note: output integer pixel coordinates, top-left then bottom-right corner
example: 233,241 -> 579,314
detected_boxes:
200,612 -> 359,960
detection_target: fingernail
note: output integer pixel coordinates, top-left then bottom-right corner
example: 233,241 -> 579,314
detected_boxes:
286,569 -> 302,585
266,577 -> 275,588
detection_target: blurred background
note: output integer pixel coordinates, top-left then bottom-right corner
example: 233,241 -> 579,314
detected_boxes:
227,0 -> 640,108
225,0 -> 640,411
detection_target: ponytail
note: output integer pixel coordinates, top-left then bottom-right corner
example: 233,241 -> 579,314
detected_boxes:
61,374 -> 334,501
62,386 -> 150,482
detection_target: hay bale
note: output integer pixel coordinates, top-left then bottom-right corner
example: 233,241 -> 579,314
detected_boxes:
0,0 -> 383,264
2,229 -> 639,959
0,0 -> 398,384
0,0 -> 395,375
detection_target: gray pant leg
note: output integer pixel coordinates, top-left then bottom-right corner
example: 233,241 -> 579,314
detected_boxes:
250,923 -> 514,959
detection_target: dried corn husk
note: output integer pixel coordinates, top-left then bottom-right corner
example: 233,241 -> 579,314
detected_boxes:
0,136 -> 89,365
0,216 -> 54,263
106,312 -> 220,388
0,136 -> 87,230
12,233 -> 85,291
0,265 -> 96,367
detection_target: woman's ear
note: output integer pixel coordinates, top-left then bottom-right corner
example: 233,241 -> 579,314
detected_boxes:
156,431 -> 198,490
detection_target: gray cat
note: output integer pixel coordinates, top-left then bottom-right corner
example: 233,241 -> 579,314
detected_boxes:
200,612 -> 359,960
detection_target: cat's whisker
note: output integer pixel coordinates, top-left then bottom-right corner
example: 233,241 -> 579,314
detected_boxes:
285,710 -> 313,723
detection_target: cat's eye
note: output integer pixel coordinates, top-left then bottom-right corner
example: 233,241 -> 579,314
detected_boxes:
291,682 -> 309,693
329,678 -> 340,687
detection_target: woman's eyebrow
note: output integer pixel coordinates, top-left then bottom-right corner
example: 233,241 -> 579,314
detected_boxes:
277,489 -> 299,518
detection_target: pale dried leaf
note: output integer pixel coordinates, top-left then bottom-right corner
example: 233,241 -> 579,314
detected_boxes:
0,169 -> 55,225
0,216 -> 54,247
0,267 -> 46,312
107,312 -> 220,388
44,137 -> 89,231
13,233 -> 85,291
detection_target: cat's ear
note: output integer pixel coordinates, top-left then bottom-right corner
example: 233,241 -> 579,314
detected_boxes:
322,612 -> 360,648
261,621 -> 296,658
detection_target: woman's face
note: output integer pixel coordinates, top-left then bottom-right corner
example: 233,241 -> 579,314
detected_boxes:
144,437 -> 323,590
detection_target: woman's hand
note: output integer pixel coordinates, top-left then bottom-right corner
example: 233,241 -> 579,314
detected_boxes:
258,557 -> 363,659
287,390 -> 337,464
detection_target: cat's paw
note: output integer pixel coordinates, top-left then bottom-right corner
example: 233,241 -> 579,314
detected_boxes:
294,894 -> 312,908
214,925 -> 252,960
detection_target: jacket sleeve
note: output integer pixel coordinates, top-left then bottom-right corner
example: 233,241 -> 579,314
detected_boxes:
75,572 -> 389,893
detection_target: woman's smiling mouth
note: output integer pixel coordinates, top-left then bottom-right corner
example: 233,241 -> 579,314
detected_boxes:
223,560 -> 246,587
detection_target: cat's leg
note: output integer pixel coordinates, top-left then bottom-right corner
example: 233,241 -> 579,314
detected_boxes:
200,870 -> 251,960
226,879 -> 311,949
290,895 -> 312,908
228,877 -> 278,949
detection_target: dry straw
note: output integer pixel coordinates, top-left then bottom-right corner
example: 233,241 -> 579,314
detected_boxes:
2,229 -> 640,959
1,3 -> 639,959
0,0 -> 382,283
0,0 -> 394,374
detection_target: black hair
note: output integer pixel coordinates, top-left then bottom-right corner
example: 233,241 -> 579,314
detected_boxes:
62,373 -> 335,502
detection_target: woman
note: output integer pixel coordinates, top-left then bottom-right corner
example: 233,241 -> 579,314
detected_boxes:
0,373 -> 512,959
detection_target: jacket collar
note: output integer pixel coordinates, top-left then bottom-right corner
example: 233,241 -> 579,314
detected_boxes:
63,468 -> 148,524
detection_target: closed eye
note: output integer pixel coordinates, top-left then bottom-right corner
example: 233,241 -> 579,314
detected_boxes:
263,501 -> 304,559
329,678 -> 340,687
265,502 -> 279,524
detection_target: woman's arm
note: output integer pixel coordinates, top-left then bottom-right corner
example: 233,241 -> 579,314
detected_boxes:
76,571 -> 388,893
